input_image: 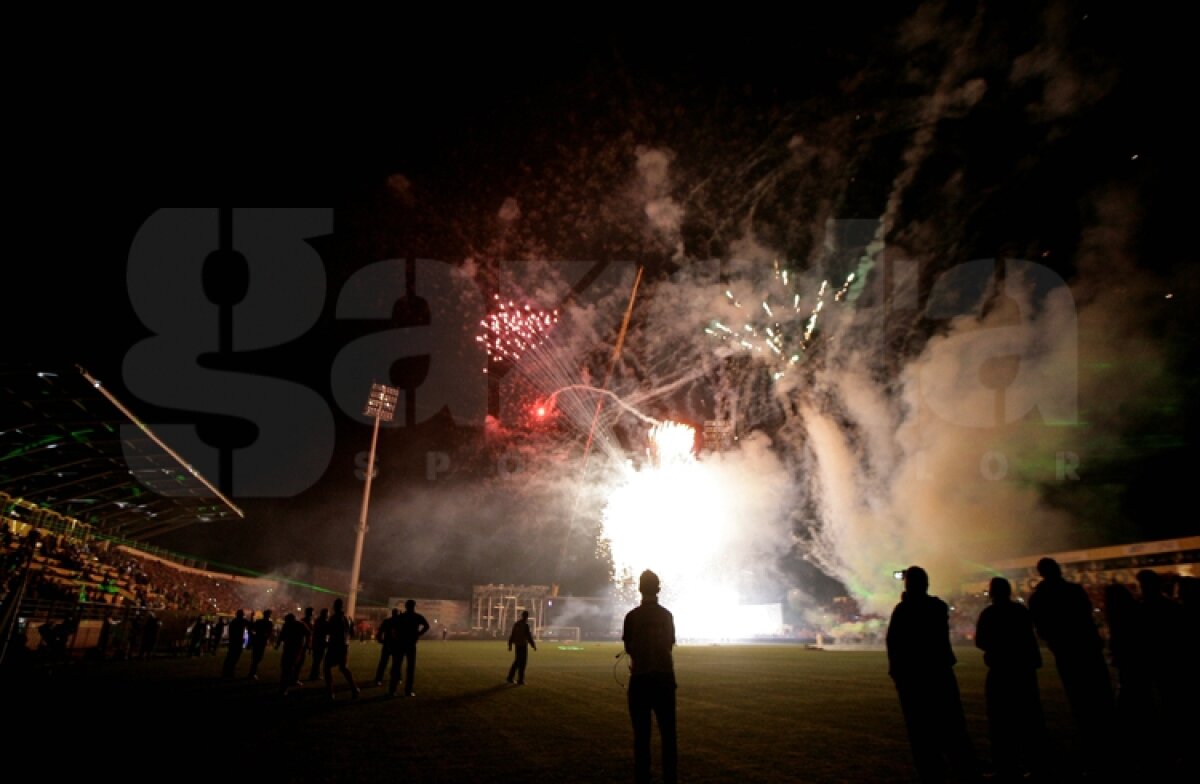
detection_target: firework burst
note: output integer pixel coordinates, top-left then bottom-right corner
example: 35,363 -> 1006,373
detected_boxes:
477,295 -> 560,372
705,262 -> 856,380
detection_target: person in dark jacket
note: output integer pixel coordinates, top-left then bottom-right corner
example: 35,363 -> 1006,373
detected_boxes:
308,608 -> 329,681
221,609 -> 247,680
622,569 -> 677,784
375,607 -> 401,686
388,599 -> 429,697
275,612 -> 310,696
1028,557 -> 1113,774
247,609 -> 274,680
506,610 -> 538,685
324,598 -> 360,700
886,566 -> 978,783
975,576 -> 1044,780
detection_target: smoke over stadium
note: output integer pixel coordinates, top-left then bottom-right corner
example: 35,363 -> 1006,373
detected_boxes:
10,6 -> 1188,640
316,7 -> 1185,624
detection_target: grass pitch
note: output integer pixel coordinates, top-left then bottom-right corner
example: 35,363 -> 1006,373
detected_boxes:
14,641 -> 1087,783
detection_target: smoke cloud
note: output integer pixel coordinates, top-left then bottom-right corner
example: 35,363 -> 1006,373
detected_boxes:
222,4 -> 1178,621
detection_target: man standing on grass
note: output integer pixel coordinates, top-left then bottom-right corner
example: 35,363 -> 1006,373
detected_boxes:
375,607 -> 401,686
886,565 -> 979,783
324,598 -> 360,700
622,569 -> 677,784
506,610 -> 537,684
221,609 -> 247,680
308,608 -> 329,681
247,609 -> 274,680
1028,556 -> 1113,777
389,599 -> 430,697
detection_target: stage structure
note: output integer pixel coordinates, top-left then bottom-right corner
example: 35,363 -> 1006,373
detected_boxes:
471,583 -> 550,635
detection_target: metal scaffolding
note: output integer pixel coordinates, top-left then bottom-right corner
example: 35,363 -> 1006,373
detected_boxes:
471,583 -> 550,635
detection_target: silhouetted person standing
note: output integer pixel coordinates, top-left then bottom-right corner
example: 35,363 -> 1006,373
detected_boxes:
374,608 -> 400,686
210,617 -> 225,655
506,610 -> 537,685
886,565 -> 978,784
1177,577 -> 1200,758
140,612 -> 160,659
324,599 -> 360,700
1104,581 -> 1152,772
308,608 -> 329,681
389,599 -> 429,697
247,609 -> 274,680
975,576 -> 1044,781
188,614 -> 207,656
1135,569 -> 1186,770
275,612 -> 310,696
622,569 -> 677,784
221,610 -> 247,680
1028,557 -> 1113,773
295,607 -> 314,684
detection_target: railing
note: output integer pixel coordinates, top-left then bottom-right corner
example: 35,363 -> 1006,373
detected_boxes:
3,597 -> 218,661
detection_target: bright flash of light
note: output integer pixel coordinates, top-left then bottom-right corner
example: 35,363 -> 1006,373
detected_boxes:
648,421 -> 695,466
477,296 -> 560,372
601,422 -> 781,640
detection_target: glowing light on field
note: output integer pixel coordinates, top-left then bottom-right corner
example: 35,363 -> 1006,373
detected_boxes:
477,296 -> 559,372
601,421 -> 782,639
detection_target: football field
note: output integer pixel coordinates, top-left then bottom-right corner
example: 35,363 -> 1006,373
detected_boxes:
16,641 -> 1086,783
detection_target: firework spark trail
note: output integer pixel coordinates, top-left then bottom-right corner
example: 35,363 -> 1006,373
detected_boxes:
546,385 -> 661,427
852,9 -> 985,299
333,4 -> 1163,632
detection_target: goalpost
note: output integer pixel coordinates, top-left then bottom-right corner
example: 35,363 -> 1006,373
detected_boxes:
537,625 -> 581,644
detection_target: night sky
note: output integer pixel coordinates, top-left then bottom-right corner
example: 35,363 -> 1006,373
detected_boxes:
9,6 -> 1197,604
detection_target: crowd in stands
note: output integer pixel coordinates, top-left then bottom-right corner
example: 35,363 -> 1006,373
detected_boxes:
2,526 -> 308,636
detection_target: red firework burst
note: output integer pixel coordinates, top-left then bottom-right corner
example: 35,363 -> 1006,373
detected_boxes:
477,296 -> 559,372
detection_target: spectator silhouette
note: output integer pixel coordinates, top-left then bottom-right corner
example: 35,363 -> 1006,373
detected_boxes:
886,565 -> 979,783
324,598 -> 359,700
1135,569 -> 1186,769
506,609 -> 537,685
188,615 -> 207,656
96,611 -> 116,659
622,569 -> 677,784
140,612 -> 160,658
275,612 -> 310,696
1028,557 -> 1113,775
1177,577 -> 1200,753
975,576 -> 1044,781
308,608 -> 329,682
1104,582 -> 1152,772
38,617 -> 69,663
247,609 -> 274,680
295,607 -> 314,683
209,618 -> 225,655
221,609 -> 247,680
389,599 -> 429,697
374,607 -> 400,686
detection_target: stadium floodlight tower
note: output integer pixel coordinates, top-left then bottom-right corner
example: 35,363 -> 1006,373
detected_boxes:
347,382 -> 399,621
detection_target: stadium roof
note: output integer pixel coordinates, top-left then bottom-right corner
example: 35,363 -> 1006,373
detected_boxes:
0,364 -> 242,540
